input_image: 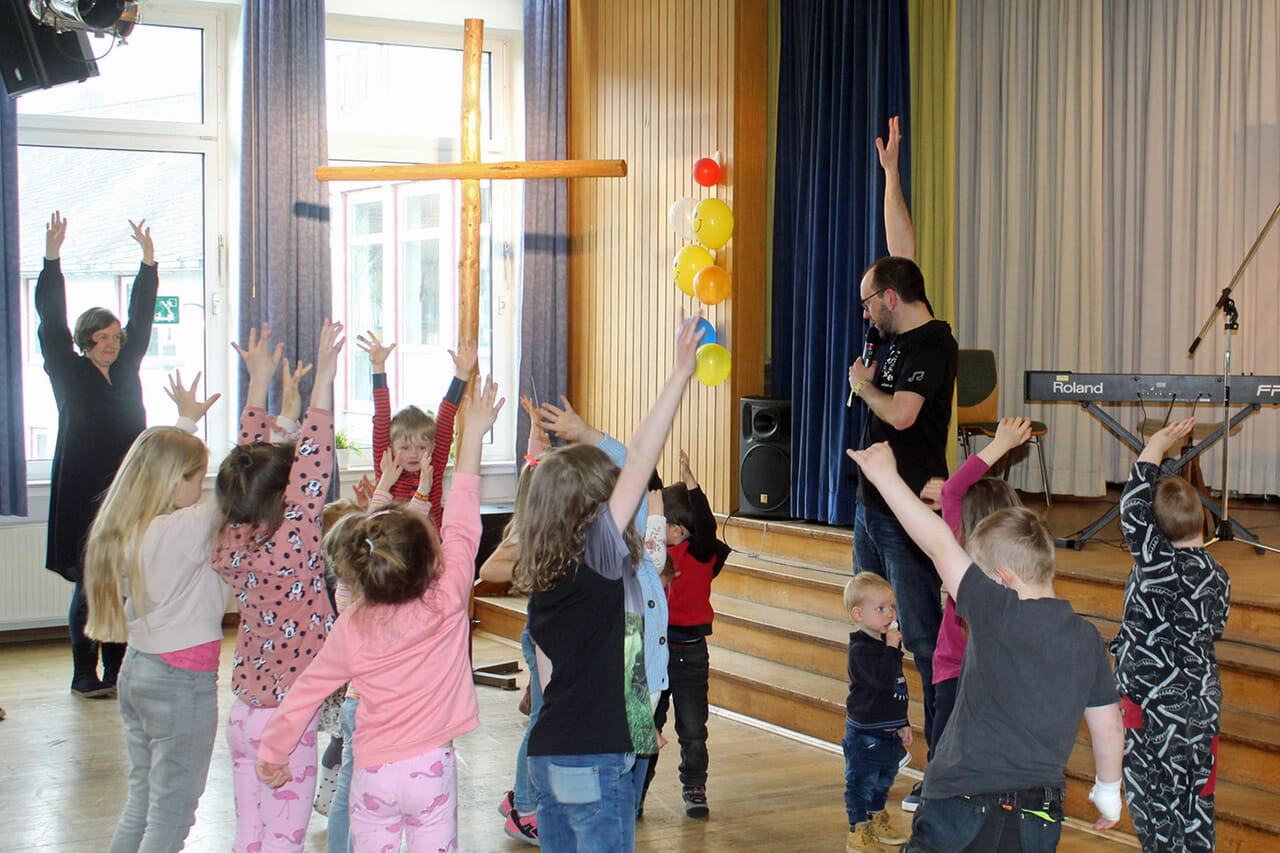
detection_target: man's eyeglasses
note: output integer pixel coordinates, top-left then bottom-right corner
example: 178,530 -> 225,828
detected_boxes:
860,288 -> 888,309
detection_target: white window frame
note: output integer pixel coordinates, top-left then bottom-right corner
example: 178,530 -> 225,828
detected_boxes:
325,19 -> 521,466
15,5 -> 231,483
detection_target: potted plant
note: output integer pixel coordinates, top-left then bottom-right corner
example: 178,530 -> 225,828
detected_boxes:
335,427 -> 362,470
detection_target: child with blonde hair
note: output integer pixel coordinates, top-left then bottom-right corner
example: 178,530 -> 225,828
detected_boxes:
84,373 -> 222,851
256,376 -> 504,853
213,321 -> 344,852
513,316 -> 703,852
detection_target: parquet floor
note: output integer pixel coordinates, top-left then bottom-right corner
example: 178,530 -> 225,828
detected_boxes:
0,633 -> 1137,852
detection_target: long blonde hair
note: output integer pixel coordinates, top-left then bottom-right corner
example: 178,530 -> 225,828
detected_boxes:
512,444 -> 642,593
85,427 -> 209,642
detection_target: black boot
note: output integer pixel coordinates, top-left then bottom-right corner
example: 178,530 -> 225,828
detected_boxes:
101,642 -> 126,688
69,583 -> 113,698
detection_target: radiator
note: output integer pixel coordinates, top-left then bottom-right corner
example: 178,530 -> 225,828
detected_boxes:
0,523 -> 69,631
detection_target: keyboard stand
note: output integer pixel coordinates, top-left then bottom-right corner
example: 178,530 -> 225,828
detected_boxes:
1055,401 -> 1264,550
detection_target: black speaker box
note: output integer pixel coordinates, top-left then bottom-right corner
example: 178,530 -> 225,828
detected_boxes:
0,0 -> 99,98
738,396 -> 791,519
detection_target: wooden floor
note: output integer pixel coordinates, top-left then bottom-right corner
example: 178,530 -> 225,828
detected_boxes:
0,633 -> 1136,852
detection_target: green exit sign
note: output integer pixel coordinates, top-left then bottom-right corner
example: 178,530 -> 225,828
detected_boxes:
154,296 -> 180,325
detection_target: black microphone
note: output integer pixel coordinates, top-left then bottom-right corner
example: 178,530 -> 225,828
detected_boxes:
862,326 -> 881,366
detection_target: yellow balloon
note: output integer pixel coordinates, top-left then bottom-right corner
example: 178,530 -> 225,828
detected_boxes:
672,244 -> 715,296
693,197 -> 735,250
693,264 -> 732,305
695,343 -> 732,386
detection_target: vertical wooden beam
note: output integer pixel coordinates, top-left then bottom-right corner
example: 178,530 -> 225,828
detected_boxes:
459,18 -> 483,347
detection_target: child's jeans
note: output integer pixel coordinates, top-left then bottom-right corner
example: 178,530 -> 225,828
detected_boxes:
842,721 -> 900,826
327,695 -> 359,853
109,649 -> 219,853
512,627 -> 543,813
651,636 -> 710,788
349,745 -> 457,853
530,751 -> 640,852
903,788 -> 1064,853
227,699 -> 319,853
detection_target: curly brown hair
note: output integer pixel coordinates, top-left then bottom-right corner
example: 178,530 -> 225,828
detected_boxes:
512,444 -> 642,593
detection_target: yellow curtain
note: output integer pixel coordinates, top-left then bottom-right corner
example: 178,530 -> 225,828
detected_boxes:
908,0 -> 957,467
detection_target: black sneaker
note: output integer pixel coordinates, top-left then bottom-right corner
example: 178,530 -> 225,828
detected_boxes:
682,785 -> 709,819
901,781 -> 923,812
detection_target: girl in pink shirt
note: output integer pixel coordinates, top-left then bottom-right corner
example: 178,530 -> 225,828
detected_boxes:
256,376 -> 504,853
212,321 -> 344,853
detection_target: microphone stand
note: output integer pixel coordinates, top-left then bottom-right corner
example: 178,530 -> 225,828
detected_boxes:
1186,196 -> 1280,554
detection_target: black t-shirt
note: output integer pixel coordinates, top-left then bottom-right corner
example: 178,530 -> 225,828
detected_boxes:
857,318 -> 957,514
845,630 -> 910,730
922,565 -> 1117,799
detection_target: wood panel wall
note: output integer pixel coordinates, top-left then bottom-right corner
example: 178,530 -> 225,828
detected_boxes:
567,0 -> 769,510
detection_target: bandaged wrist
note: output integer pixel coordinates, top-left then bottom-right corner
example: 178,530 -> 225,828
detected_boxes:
1088,777 -> 1123,821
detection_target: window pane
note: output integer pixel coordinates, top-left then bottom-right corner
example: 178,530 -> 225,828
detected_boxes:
348,242 -> 384,403
403,239 -> 441,346
17,25 -> 204,123
352,200 -> 383,236
327,40 -> 492,141
19,145 -> 206,460
405,194 -> 440,230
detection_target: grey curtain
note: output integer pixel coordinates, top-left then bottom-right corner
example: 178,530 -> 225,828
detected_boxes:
518,0 -> 569,456
239,0 -> 331,412
0,78 -> 28,516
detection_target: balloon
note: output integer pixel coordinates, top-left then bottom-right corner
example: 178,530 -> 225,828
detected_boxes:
668,196 -> 698,241
692,157 -> 721,187
693,197 -> 734,249
693,264 -> 731,305
672,245 -> 715,296
677,317 -> 717,347
695,343 -> 732,386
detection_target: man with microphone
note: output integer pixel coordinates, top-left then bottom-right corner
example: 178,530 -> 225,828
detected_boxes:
847,117 -> 958,809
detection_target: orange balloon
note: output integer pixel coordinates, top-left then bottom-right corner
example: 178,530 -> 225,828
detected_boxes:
693,264 -> 731,305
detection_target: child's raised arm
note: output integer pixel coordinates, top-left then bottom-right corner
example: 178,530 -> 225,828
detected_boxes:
232,323 -> 284,412
358,330 -> 397,477
165,369 -> 220,429
609,315 -> 702,531
1137,417 -> 1194,467
847,442 -> 971,594
941,417 -> 1033,536
456,375 -> 503,477
975,416 -> 1033,468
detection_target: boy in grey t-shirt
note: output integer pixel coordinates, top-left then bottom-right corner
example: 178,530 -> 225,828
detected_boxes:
847,442 -> 1124,851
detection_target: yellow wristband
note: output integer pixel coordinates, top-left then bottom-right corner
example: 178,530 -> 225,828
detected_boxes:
854,378 -> 871,396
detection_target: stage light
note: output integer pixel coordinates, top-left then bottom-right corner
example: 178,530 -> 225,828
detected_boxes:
28,0 -> 139,40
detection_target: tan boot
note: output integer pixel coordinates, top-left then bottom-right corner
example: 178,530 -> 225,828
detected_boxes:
846,821 -> 888,853
869,808 -> 908,845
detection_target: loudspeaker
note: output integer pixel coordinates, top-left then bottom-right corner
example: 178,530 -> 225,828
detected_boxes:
738,397 -> 791,519
0,0 -> 99,98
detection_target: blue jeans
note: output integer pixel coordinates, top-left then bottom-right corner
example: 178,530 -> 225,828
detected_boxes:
326,695 -> 358,853
903,791 -> 1064,853
109,649 -> 219,853
513,627 -> 544,813
842,723 -> 901,827
855,503 -> 942,750
530,752 -> 639,852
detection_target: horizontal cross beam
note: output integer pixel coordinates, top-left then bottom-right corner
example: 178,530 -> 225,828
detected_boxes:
315,159 -> 627,182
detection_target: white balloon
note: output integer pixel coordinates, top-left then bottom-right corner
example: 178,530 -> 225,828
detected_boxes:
668,196 -> 698,241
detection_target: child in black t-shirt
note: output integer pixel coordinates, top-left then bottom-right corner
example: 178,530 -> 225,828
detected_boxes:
847,441 -> 1125,851
842,572 -> 912,852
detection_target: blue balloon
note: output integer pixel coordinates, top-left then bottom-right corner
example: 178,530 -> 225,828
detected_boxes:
677,318 -> 717,347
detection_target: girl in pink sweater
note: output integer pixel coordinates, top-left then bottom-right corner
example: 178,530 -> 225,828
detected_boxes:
256,376 -> 504,853
212,321 -> 344,852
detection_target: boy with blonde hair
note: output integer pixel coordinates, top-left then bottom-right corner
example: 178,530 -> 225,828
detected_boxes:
842,572 -> 912,852
847,442 -> 1124,852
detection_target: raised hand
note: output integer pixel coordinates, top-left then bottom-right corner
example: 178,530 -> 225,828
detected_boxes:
1140,417 -> 1196,465
311,320 -> 346,413
991,416 -> 1034,454
129,219 -> 155,265
165,370 -> 221,423
355,330 -> 395,371
279,360 -> 314,424
449,339 -> 479,380
875,115 -> 903,174
457,376 -> 505,477
846,441 -> 899,486
679,449 -> 700,490
232,324 -> 284,408
520,395 -> 548,443
537,396 -> 597,444
674,311 -> 705,381
45,212 -> 67,260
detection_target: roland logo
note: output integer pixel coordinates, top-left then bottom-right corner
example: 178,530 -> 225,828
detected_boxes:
1053,379 -> 1104,395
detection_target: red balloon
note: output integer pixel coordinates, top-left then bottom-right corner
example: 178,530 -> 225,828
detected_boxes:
692,157 -> 721,187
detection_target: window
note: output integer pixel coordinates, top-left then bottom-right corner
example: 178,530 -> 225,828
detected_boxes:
16,10 -> 225,478
326,27 -> 519,461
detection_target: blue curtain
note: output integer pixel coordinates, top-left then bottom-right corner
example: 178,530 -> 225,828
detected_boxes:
518,0 -> 570,458
0,78 -> 28,517
772,0 -> 910,525
239,1 -> 330,413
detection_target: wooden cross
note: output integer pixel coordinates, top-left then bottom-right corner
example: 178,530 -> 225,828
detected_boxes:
316,18 -> 626,352
316,19 -> 626,690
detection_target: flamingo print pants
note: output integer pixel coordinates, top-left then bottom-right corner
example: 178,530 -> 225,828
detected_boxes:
350,745 -> 457,853
227,699 -> 320,852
